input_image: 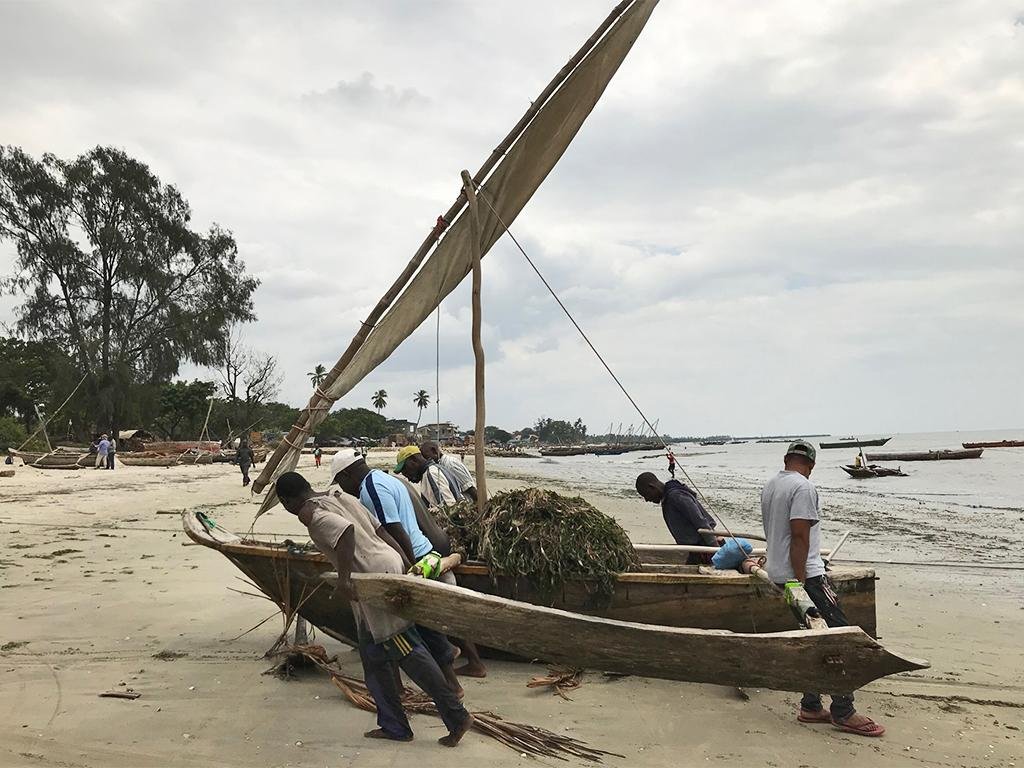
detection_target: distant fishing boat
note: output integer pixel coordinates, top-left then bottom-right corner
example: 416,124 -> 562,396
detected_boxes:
819,436 -> 892,450
866,448 -> 983,462
962,440 -> 1024,449
841,464 -> 907,479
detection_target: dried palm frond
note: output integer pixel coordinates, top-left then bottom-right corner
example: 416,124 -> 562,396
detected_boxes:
527,665 -> 585,700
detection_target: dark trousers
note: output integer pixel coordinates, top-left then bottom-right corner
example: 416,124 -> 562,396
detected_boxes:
239,462 -> 251,486
359,628 -> 469,738
107,452 -> 115,469
418,626 -> 456,666
801,575 -> 855,719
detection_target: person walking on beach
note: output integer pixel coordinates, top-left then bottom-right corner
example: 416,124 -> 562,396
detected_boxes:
313,446 -> 323,468
275,471 -> 473,746
667,450 -> 676,478
635,472 -> 718,563
94,434 -> 110,470
761,440 -> 885,737
420,440 -> 477,502
237,440 -> 254,487
330,452 -> 471,692
107,437 -> 116,470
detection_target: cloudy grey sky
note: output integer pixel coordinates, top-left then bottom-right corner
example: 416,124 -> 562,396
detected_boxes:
2,0 -> 1022,436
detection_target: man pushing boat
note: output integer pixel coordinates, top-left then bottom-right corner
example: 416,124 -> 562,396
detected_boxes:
635,472 -> 719,563
275,471 -> 473,746
761,440 -> 885,737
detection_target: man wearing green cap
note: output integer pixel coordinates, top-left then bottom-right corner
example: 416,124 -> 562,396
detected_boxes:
761,440 -> 885,737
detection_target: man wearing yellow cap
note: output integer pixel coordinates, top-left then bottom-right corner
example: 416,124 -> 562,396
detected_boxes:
396,446 -> 461,509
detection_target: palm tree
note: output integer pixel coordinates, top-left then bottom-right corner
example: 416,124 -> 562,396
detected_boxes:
307,364 -> 328,388
371,389 -> 388,414
412,389 -> 430,431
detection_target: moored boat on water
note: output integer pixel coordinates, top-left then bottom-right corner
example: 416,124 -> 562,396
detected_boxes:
866,448 -> 983,462
819,436 -> 892,450
962,439 -> 1024,449
841,464 -> 907,479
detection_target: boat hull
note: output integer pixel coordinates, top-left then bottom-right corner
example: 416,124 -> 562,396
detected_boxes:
353,575 -> 926,693
962,440 -> 1024,449
182,513 -> 877,646
866,448 -> 983,462
819,437 -> 892,449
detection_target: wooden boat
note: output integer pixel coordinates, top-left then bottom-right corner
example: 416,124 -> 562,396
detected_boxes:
819,436 -> 892,450
14,450 -> 46,464
183,511 -> 879,644
145,440 -> 222,455
866,448 -> 983,462
962,440 -> 1024,449
177,449 -> 215,465
841,464 -> 907,479
354,574 -> 926,693
118,453 -> 180,467
699,439 -> 728,446
33,448 -> 88,469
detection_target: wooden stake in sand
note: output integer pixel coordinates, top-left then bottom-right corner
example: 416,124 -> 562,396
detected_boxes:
461,169 -> 488,512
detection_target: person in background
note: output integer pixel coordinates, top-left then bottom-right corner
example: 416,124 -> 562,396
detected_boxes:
237,440 -> 254,487
635,472 -> 718,564
667,450 -> 676,478
94,434 -> 110,470
313,445 -> 323,468
397,447 -> 461,509
5,449 -> 15,465
275,471 -> 473,746
761,440 -> 884,737
420,440 -> 478,503
330,452 -> 468,693
107,436 -> 116,470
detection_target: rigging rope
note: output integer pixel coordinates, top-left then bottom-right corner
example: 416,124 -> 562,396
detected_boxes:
473,187 -> 747,548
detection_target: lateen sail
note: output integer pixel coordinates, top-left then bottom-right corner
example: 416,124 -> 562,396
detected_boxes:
256,0 -> 659,514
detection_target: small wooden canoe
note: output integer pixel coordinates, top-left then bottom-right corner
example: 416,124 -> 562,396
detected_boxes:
819,437 -> 891,450
353,574 -> 927,693
962,440 -> 1024,449
841,464 -> 907,479
866,448 -> 983,462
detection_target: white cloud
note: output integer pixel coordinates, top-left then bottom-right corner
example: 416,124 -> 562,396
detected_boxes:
1,0 -> 1022,434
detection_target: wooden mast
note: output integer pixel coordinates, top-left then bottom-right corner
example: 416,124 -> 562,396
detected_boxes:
462,170 -> 488,510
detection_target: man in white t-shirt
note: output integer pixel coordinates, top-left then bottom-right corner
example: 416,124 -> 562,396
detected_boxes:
276,471 -> 473,747
761,441 -> 884,738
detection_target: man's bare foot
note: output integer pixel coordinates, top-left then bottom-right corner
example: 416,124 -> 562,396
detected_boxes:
797,708 -> 832,724
442,665 -> 465,699
364,728 -> 413,741
438,714 -> 474,747
454,662 -> 487,679
831,713 -> 885,737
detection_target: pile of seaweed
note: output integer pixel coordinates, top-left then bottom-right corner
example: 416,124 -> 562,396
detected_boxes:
435,488 -> 640,605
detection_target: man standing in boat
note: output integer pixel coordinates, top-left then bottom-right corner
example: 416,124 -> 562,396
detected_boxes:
419,440 -> 478,503
761,440 -> 885,737
274,471 -> 473,746
634,472 -> 718,563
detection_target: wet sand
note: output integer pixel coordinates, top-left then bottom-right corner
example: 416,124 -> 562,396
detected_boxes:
1,457 -> 1021,767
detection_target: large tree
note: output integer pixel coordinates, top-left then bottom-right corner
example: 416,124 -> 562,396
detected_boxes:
0,145 -> 258,432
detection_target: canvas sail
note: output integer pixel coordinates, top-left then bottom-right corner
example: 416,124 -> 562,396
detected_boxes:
255,0 -> 659,514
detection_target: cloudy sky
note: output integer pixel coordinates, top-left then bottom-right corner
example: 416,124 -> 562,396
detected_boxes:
2,0 -> 1022,436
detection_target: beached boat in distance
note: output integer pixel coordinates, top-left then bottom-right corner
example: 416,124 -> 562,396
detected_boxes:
841,464 -> 907,479
118,453 -> 180,467
183,510 -> 879,641
867,448 -> 983,462
962,440 -> 1024,449
819,436 -> 892,450
353,574 -> 926,693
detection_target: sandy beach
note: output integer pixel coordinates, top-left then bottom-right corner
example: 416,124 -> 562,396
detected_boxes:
1,456 -> 1022,767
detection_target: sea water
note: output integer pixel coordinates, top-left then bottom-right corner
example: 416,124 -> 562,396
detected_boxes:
485,429 -> 1024,566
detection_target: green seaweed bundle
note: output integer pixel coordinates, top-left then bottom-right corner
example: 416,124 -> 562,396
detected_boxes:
435,488 -> 640,604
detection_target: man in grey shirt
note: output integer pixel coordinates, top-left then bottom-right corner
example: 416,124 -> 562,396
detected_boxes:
761,441 -> 885,737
